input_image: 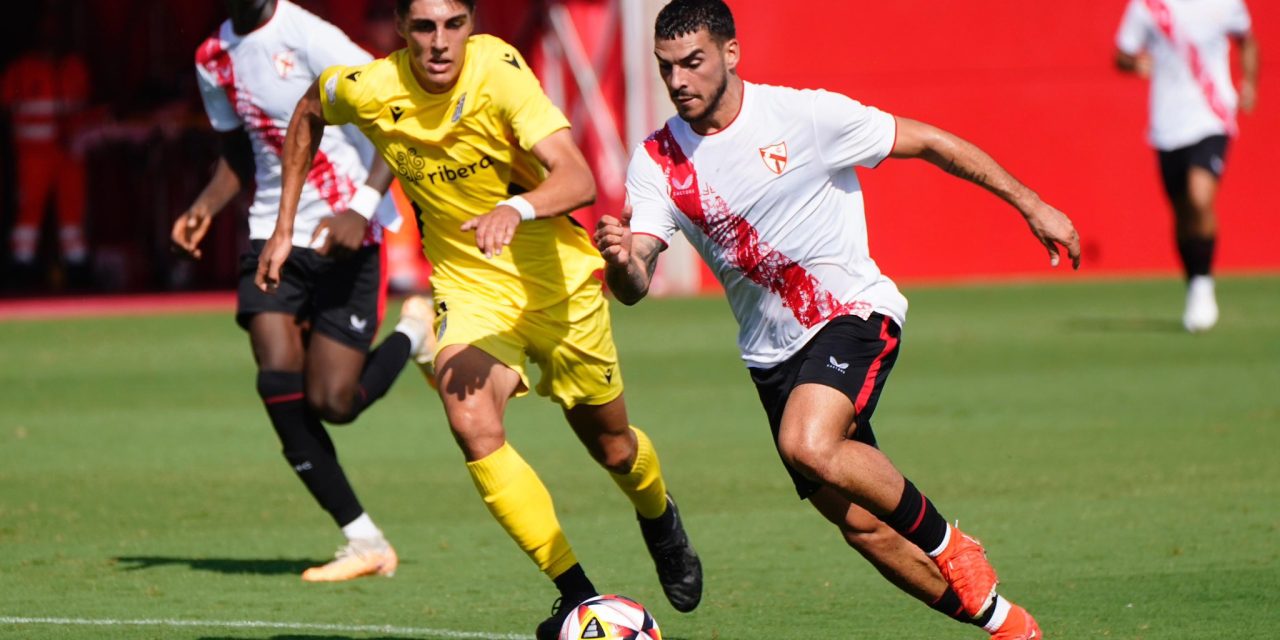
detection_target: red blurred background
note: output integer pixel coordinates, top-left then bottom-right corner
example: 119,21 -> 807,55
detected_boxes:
0,0 -> 1273,297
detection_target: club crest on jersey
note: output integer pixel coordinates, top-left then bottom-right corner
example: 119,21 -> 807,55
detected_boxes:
273,50 -> 297,79
759,141 -> 788,175
451,93 -> 467,123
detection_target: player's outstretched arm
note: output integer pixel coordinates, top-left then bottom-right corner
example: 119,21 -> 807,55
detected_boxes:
172,130 -> 252,260
1238,33 -> 1259,113
889,117 -> 1081,269
461,128 -> 596,258
255,81 -> 327,292
595,205 -> 663,305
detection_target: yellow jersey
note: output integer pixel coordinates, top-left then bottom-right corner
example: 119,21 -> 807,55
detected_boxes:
319,35 -> 602,310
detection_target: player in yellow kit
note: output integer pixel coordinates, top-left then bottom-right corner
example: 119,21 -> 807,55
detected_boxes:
255,1 -> 701,637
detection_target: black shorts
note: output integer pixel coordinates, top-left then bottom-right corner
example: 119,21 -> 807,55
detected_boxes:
749,313 -> 901,499
236,240 -> 385,350
1157,134 -> 1229,201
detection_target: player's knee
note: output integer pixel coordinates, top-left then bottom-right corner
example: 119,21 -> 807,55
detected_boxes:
593,437 -> 635,474
778,429 -> 835,482
307,390 -> 358,424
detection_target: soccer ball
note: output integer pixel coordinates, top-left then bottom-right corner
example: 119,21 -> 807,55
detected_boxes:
558,594 -> 662,640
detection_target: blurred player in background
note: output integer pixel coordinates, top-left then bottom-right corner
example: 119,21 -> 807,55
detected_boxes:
172,0 -> 432,582
256,1 -> 702,636
2,8 -> 91,289
598,1 -> 1082,638
1115,0 -> 1258,333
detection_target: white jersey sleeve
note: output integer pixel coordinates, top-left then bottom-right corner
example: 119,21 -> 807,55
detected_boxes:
301,17 -> 373,77
1226,0 -> 1252,36
1115,0 -> 1151,54
194,63 -> 241,132
810,89 -> 897,171
625,145 -> 679,246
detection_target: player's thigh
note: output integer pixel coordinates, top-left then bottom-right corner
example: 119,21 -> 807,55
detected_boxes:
435,343 -> 524,461
434,295 -> 534,398
778,383 -> 857,458
237,241 -> 309,371
310,244 -> 383,351
247,312 -> 306,372
304,331 -> 367,402
777,314 -> 899,456
527,282 -> 624,410
1186,166 -> 1220,214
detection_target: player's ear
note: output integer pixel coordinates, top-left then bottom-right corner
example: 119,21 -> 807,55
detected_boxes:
721,38 -> 740,74
393,10 -> 409,41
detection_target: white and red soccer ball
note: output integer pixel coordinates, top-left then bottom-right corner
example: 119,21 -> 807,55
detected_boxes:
558,594 -> 662,640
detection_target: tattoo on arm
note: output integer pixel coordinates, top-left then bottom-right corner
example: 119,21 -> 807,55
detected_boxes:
607,235 -> 664,305
943,156 -> 989,187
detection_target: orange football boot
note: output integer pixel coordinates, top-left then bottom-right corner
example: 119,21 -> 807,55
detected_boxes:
301,539 -> 398,582
933,525 -> 999,617
991,603 -> 1041,640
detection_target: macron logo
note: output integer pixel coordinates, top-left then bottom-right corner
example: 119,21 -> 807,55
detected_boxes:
349,315 -> 369,332
826,356 -> 850,373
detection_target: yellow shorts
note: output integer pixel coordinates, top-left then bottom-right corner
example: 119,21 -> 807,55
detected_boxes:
432,280 -> 623,409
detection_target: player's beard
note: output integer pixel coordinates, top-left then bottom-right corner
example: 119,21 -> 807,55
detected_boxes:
678,71 -> 730,127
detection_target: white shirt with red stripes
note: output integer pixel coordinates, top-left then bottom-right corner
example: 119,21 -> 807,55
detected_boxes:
195,0 -> 391,247
1116,0 -> 1252,150
627,81 -> 908,369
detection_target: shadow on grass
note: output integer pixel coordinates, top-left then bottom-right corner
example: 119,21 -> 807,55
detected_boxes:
198,637 -> 428,640
1064,316 -> 1185,333
114,556 -> 316,575
196,637 -> 685,640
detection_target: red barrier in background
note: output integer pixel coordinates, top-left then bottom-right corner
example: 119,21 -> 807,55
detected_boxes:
732,0 -> 1277,281
8,1 -> 1269,296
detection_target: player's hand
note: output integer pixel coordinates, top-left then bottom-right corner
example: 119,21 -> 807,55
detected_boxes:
1134,53 -> 1152,78
594,205 -> 633,267
1023,200 -> 1081,270
461,204 -> 521,259
255,232 -> 293,293
171,208 -> 213,259
311,211 -> 368,258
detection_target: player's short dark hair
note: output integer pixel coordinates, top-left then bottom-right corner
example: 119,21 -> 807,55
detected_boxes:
395,0 -> 475,15
655,0 -> 736,43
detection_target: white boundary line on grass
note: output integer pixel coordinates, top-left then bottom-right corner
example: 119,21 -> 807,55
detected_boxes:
0,616 -> 533,639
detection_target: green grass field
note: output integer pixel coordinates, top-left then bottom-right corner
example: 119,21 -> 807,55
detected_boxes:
3,276 -> 1279,639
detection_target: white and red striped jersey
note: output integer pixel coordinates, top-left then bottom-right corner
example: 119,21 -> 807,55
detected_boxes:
195,0 -> 396,246
1116,0 -> 1252,150
627,82 -> 907,368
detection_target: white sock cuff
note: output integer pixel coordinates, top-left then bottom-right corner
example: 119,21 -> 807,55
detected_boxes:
341,512 -> 383,542
982,595 -> 1012,633
393,319 -> 425,355
927,524 -> 952,558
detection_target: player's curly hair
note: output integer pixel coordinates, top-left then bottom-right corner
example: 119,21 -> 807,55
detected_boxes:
655,0 -> 736,42
395,0 -> 475,15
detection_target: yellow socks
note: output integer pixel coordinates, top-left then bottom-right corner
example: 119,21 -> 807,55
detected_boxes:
467,442 -> 578,579
609,426 -> 669,520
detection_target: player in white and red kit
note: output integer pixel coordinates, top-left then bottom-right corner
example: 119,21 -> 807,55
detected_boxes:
170,0 -> 432,583
1115,0 -> 1259,332
596,1 -> 1081,638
